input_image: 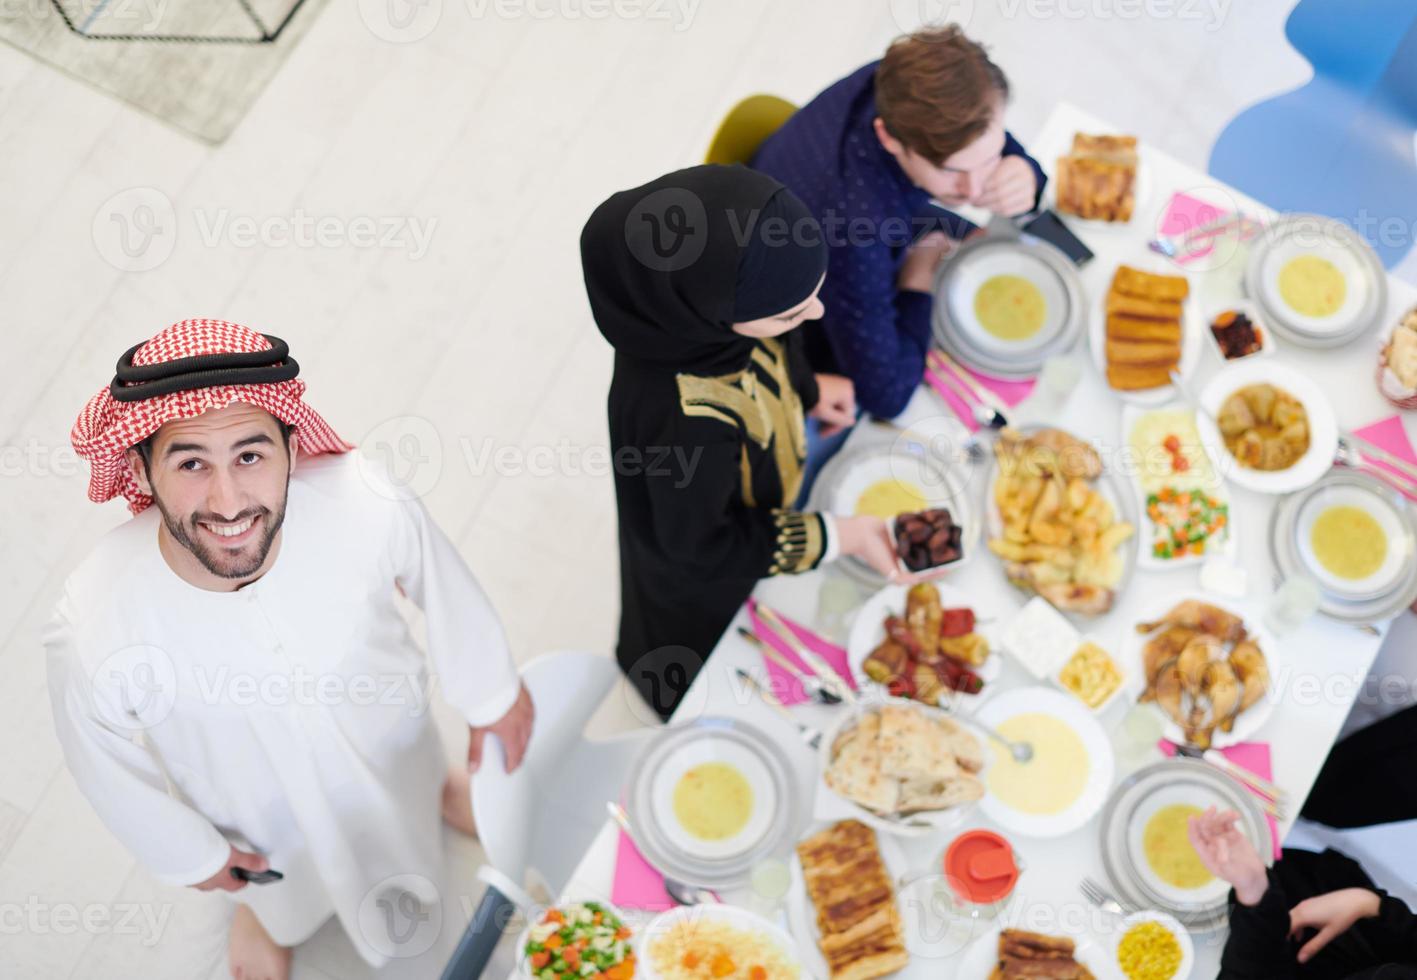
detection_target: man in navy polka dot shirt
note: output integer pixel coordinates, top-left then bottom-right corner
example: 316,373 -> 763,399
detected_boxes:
754,26 -> 1046,430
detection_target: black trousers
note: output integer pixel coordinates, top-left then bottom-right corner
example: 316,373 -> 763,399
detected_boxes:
1304,706 -> 1417,829
1220,849 -> 1417,980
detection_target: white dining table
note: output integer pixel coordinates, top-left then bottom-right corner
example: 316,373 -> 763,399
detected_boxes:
544,102 -> 1417,979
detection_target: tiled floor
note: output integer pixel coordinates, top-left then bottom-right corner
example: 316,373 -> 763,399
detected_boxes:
1,0 -> 1413,976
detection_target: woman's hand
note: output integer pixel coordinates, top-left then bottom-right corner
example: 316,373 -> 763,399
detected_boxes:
1289,888 -> 1381,963
834,515 -> 901,581
1187,807 -> 1268,906
976,155 -> 1039,217
897,231 -> 954,294
810,374 -> 856,437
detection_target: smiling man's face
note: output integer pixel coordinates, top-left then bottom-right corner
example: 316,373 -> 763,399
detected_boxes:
127,402 -> 297,586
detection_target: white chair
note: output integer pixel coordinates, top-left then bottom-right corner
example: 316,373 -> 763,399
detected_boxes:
440,651 -> 658,979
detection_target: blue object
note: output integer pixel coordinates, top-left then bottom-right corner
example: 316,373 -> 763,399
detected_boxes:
752,62 -> 1046,419
1208,0 -> 1417,269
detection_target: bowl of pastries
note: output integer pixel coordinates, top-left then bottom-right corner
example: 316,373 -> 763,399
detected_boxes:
1054,131 -> 1143,224
1377,305 -> 1417,410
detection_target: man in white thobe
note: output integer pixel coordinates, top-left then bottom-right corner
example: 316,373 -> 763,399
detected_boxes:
47,319 -> 533,979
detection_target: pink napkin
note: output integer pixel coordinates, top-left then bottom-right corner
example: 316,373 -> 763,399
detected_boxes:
924,361 -> 1036,433
1353,415 -> 1417,481
1158,192 -> 1234,265
745,598 -> 856,707
611,829 -> 675,911
1159,740 -> 1281,860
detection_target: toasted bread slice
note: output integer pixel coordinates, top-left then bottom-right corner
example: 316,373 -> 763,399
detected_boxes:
1105,292 -> 1183,321
1111,265 -> 1189,302
1105,338 -> 1181,366
1106,314 -> 1182,344
1107,362 -> 1175,391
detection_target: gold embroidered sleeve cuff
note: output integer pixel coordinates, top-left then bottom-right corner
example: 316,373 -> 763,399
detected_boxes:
767,510 -> 826,576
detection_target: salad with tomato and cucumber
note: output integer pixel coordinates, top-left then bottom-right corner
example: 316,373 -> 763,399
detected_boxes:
523,902 -> 635,980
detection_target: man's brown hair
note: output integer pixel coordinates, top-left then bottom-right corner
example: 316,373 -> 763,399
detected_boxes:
875,26 -> 1010,166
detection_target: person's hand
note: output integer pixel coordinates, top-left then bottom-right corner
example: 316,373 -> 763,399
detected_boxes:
1288,888 -> 1381,963
194,845 -> 269,893
1187,807 -> 1268,906
834,515 -> 903,581
468,684 -> 534,774
975,155 -> 1039,217
810,374 -> 856,437
898,231 -> 954,294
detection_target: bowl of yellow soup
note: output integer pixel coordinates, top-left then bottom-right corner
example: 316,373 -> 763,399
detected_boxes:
952,249 -> 1070,355
1296,483 -> 1412,601
974,686 -> 1115,838
1259,231 -> 1369,338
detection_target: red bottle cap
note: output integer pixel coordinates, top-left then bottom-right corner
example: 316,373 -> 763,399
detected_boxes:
944,830 -> 1019,904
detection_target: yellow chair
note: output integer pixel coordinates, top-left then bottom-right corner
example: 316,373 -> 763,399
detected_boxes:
704,94 -> 799,166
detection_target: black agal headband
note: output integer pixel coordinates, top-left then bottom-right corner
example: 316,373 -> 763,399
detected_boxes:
109,334 -> 300,403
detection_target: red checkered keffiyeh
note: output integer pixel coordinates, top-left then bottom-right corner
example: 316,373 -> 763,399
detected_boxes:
71,318 -> 353,514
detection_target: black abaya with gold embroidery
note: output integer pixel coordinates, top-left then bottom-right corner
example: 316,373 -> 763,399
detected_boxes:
581,166 -> 831,719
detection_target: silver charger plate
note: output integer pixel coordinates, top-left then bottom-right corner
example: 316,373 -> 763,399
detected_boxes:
932,234 -> 1087,380
1244,214 -> 1387,349
806,441 -> 978,589
1098,758 -> 1270,933
1269,468 -> 1417,625
623,716 -> 803,890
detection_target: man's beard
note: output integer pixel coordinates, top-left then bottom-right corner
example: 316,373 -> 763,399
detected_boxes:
152,484 -> 289,581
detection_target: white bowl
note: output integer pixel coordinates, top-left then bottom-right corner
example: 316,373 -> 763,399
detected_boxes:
973,686 -> 1116,839
1196,359 -> 1339,495
1295,481 -> 1413,601
1113,909 -> 1196,980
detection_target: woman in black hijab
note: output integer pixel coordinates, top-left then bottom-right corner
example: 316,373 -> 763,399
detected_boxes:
582,165 -> 898,720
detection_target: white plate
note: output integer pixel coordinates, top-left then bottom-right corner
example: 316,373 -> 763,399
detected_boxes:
982,425 -> 1138,613
1090,258 -> 1203,407
1259,233 -> 1369,336
649,737 -> 778,861
638,904 -> 802,979
974,686 -> 1115,838
957,923 -> 1115,979
786,824 -> 915,975
1113,910 -> 1196,980
1121,404 -> 1235,571
846,582 -> 1003,699
1122,592 -> 1281,750
1295,481 -> 1414,601
816,702 -> 982,839
1049,144 -> 1153,231
1196,359 -> 1339,494
951,249 -> 1070,356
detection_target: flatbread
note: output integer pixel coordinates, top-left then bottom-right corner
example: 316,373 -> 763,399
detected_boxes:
898,774 -> 984,812
876,705 -> 956,782
826,719 -> 900,813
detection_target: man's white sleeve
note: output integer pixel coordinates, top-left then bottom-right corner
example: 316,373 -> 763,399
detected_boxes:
44,595 -> 230,886
389,494 -> 521,727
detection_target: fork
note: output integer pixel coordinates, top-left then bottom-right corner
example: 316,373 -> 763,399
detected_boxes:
1080,877 -> 1130,918
1335,436 -> 1417,504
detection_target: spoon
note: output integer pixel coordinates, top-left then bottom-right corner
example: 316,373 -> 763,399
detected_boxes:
944,698 -> 1033,763
605,802 -> 717,907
